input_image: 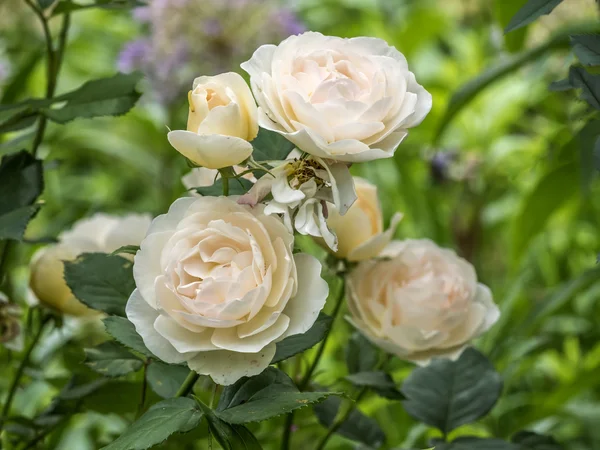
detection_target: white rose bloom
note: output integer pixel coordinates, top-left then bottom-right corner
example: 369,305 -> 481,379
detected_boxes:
325,177 -> 402,261
29,214 -> 152,316
168,72 -> 258,169
347,239 -> 500,364
126,196 -> 329,385
241,32 -> 432,163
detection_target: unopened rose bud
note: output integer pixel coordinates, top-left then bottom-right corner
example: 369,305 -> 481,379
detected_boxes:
29,214 -> 151,316
168,72 -> 258,169
324,177 -> 401,261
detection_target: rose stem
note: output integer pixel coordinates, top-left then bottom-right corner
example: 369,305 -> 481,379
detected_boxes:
175,372 -> 200,397
315,355 -> 392,450
281,280 -> 346,450
0,312 -> 50,429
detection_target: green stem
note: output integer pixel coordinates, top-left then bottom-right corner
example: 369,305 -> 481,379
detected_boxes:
315,355 -> 391,450
136,361 -> 149,418
281,281 -> 346,450
299,281 -> 346,391
175,371 -> 200,397
23,0 -> 71,156
315,388 -> 368,450
221,172 -> 229,196
0,316 -> 49,429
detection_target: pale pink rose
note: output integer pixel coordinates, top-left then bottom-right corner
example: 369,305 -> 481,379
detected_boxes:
126,196 -> 328,385
241,32 -> 432,162
347,239 -> 499,364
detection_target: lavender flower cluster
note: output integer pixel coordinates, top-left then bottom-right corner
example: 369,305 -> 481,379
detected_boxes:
118,0 -> 304,106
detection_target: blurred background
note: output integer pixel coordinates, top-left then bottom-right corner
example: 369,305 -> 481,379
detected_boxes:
1,0 -> 600,448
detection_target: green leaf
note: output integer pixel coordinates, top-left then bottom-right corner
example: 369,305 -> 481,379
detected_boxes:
548,78 -> 573,91
401,348 -> 503,435
345,371 -> 404,400
510,161 -> 578,263
271,312 -> 332,363
59,378 -> 109,401
250,128 -> 295,162
0,108 -> 37,134
111,245 -> 140,256
569,66 -> 600,110
494,0 -> 527,52
84,341 -> 144,377
436,437 -> 519,450
52,0 -> 144,15
103,316 -> 155,359
346,332 -> 380,374
314,396 -> 385,448
571,34 -> 600,66
82,380 -> 161,416
37,0 -> 55,9
102,398 -> 204,450
0,150 -> 44,240
0,150 -> 44,215
215,367 -> 337,424
512,431 -> 563,449
593,135 -> 600,171
147,361 -> 191,398
193,177 -> 253,196
578,119 -> 600,191
42,72 -> 143,123
0,204 -> 41,240
196,400 -> 263,450
64,253 -> 135,316
505,0 -> 563,33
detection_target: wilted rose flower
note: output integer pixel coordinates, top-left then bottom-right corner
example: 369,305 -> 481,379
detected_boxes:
168,72 -> 258,169
347,239 -> 499,364
29,214 -> 152,316
241,32 -> 432,163
126,196 -> 328,385
325,177 -> 402,261
239,156 -> 356,251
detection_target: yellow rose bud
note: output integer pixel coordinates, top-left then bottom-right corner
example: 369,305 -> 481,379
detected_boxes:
325,177 -> 402,261
29,213 -> 151,316
168,72 -> 258,169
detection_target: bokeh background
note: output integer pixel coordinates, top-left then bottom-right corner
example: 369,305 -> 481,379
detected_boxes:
1,0 -> 600,449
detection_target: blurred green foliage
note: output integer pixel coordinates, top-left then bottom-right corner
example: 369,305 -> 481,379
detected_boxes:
1,0 -> 600,449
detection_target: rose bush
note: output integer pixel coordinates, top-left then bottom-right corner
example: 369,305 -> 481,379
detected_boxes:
347,239 -> 500,364
324,177 -> 402,261
29,214 -> 151,316
242,31 -> 432,162
126,196 -> 329,385
167,72 -> 258,169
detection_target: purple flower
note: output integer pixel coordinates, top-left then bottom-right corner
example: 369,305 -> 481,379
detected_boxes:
273,9 -> 305,36
117,39 -> 150,73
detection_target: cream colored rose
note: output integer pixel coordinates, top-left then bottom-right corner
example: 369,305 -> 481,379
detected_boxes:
325,177 -> 401,261
347,239 -> 499,364
241,32 -> 432,163
29,214 -> 152,316
168,72 -> 258,169
126,196 -> 328,385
